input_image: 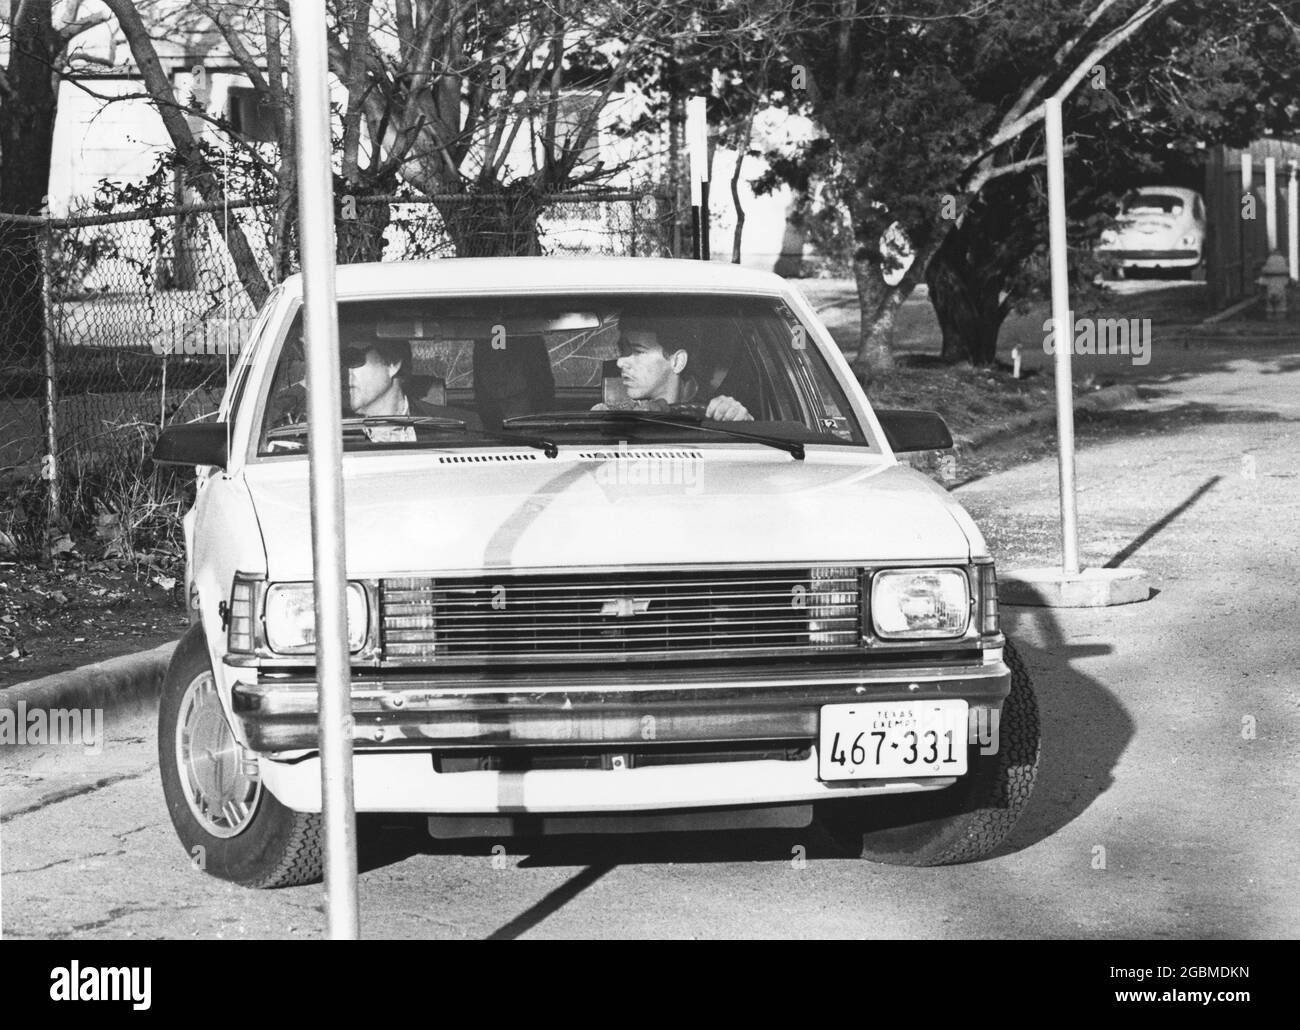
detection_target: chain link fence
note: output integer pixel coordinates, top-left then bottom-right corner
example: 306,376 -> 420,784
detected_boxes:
0,186 -> 680,554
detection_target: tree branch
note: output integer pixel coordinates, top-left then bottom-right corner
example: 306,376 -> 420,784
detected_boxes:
101,0 -> 270,305
964,147 -> 1074,195
998,0 -> 1125,132
340,0 -> 372,182
987,0 -> 1182,152
197,2 -> 269,93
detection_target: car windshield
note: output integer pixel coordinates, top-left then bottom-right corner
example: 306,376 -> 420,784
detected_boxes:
1122,192 -> 1185,215
257,292 -> 869,455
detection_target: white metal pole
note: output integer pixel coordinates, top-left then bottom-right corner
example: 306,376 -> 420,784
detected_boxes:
289,0 -> 359,940
686,96 -> 706,260
1288,163 -> 1298,281
1241,151 -> 1252,199
1265,156 -> 1278,251
1045,97 -> 1079,576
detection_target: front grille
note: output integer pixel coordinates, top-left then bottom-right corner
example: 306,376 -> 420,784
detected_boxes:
380,567 -> 862,664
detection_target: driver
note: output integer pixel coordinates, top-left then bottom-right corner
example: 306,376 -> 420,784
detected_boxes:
595,325 -> 752,421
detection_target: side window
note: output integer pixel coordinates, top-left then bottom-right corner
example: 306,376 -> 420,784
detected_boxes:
803,355 -> 856,441
220,290 -> 282,426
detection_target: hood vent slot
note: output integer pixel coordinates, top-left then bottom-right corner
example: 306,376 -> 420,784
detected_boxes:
580,449 -> 705,461
437,452 -> 540,464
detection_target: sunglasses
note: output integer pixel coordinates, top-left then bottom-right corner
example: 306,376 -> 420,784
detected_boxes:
341,346 -> 373,369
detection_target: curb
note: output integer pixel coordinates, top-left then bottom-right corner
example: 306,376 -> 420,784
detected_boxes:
954,383 -> 1140,453
1199,294 -> 1262,325
0,640 -> 177,723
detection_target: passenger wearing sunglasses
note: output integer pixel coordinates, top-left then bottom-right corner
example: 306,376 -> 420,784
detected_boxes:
342,339 -> 470,442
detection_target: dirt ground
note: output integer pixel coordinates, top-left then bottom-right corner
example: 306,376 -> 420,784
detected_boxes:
0,556 -> 186,687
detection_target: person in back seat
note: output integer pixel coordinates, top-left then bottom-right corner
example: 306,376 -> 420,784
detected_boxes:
473,335 -> 555,429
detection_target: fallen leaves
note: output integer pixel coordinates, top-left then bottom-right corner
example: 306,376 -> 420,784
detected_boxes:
0,554 -> 186,683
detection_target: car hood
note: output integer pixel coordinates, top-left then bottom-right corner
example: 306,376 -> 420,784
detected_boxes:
243,450 -> 976,578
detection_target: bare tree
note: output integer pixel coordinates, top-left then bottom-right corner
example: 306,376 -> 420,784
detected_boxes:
314,0 -> 668,256
0,0 -> 110,362
100,0 -> 270,305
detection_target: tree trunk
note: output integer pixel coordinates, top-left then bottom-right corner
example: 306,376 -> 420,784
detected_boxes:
335,178 -> 396,263
927,211 -> 1011,366
851,255 -> 900,385
0,0 -> 58,365
265,0 -> 296,282
730,113 -> 754,264
441,188 -> 545,257
104,0 -> 270,309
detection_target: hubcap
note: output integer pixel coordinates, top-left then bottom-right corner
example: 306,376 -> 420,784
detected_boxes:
176,671 -> 261,838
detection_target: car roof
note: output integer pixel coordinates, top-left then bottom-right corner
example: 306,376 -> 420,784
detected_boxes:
278,257 -> 794,301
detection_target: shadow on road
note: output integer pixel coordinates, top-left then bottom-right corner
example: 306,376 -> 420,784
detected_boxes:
1106,475 -> 1220,568
991,608 -> 1133,860
989,472 -> 1231,856
356,812 -> 846,872
484,862 -> 616,941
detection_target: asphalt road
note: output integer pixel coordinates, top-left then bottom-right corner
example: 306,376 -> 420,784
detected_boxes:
2,342 -> 1297,939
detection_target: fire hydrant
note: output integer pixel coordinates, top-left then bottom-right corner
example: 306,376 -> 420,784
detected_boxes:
1257,252 -> 1290,318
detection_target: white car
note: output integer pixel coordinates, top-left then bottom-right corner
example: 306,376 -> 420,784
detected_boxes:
1097,186 -> 1206,275
153,258 -> 1039,887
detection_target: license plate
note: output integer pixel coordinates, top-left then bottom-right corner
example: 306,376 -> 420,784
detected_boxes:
818,701 -> 968,780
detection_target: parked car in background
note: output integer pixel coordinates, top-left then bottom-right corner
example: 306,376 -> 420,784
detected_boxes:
1097,186 -> 1206,277
152,258 -> 1040,887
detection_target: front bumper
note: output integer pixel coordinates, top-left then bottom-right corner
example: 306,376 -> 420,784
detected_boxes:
233,657 -> 1010,813
231,657 -> 1009,752
1101,247 -> 1201,267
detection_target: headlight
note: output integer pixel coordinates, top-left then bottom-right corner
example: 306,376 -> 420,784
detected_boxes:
1180,233 -> 1198,247
871,568 -> 970,639
1099,229 -> 1118,246
265,582 -> 369,653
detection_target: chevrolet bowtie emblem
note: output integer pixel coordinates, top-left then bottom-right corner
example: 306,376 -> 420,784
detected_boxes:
600,597 -> 652,618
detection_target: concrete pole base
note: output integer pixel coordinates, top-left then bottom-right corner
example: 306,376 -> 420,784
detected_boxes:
1000,566 -> 1152,608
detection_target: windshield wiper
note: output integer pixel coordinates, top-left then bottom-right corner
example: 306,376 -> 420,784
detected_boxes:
271,416 -> 559,457
504,410 -> 805,460
354,416 -> 559,458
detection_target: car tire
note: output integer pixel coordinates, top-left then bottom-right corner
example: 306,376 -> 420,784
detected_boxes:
158,625 -> 323,888
819,637 -> 1040,866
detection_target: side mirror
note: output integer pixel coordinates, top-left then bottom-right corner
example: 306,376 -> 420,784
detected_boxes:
874,409 -> 953,453
154,422 -> 228,469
